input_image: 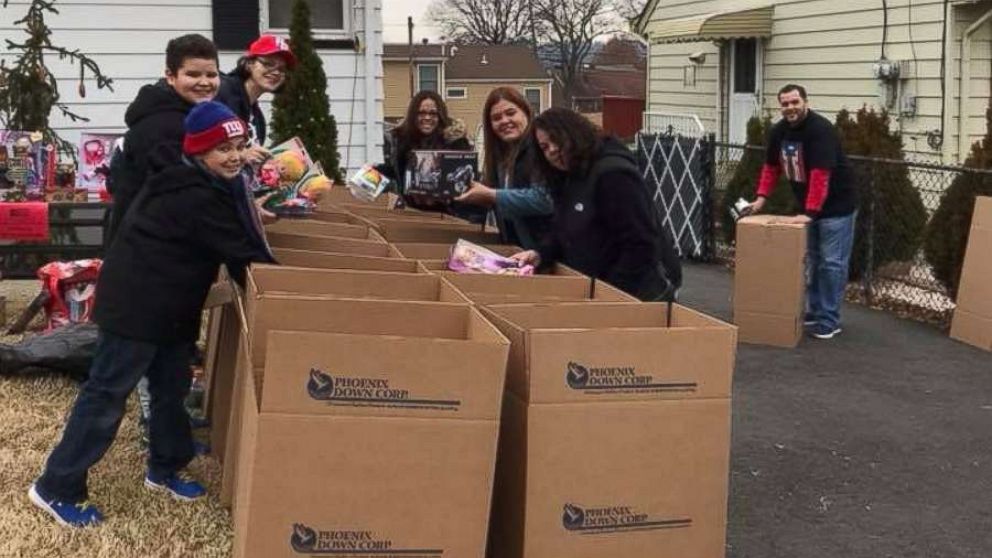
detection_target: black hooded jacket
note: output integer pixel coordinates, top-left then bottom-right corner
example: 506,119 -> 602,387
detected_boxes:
94,157 -> 275,343
538,137 -> 681,300
107,80 -> 193,243
216,73 -> 267,145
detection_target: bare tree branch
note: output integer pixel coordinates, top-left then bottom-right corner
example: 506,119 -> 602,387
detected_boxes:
533,0 -> 614,103
426,0 -> 535,44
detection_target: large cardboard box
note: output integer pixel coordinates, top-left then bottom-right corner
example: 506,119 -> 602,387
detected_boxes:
217,269 -> 471,504
437,272 -> 635,305
368,218 -> 499,244
272,247 -> 418,272
265,231 -> 392,257
231,301 -> 510,558
336,203 -> 458,222
733,215 -> 807,347
265,218 -> 371,239
418,258 -> 584,277
950,196 -> 992,350
391,241 -> 520,260
481,302 -> 737,558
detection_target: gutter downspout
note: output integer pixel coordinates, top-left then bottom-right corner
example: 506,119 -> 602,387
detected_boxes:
365,0 -> 378,165
958,6 -> 992,162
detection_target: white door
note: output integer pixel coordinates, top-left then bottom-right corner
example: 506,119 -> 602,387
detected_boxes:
728,38 -> 762,145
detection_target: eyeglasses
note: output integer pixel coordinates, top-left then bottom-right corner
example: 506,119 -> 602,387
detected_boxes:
417,110 -> 440,119
257,58 -> 288,74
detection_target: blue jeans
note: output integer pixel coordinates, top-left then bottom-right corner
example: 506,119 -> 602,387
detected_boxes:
36,330 -> 194,502
806,212 -> 857,331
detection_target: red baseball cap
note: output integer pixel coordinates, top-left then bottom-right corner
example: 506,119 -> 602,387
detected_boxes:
248,34 -> 297,69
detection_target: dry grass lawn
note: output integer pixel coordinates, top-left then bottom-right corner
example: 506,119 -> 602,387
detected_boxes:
0,281 -> 233,557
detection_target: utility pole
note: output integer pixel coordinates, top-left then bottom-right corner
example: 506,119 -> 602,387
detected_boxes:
408,16 -> 415,99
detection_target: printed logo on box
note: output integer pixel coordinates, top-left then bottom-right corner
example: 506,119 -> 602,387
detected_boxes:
564,361 -> 697,395
290,523 -> 443,556
561,503 -> 691,535
307,367 -> 461,411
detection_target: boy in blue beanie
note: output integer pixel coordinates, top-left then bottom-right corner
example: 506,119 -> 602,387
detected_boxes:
29,102 -> 276,527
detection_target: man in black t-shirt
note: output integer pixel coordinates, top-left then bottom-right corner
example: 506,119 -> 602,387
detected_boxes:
748,84 -> 858,340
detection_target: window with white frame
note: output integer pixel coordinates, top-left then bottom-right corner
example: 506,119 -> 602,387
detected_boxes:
264,0 -> 349,38
418,64 -> 440,93
524,87 -> 542,112
446,87 -> 467,99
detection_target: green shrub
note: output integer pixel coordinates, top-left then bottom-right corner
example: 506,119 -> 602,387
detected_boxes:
924,108 -> 992,298
720,116 -> 795,243
835,107 -> 927,281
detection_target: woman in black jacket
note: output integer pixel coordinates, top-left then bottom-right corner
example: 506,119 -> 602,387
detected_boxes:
215,34 -> 297,165
512,107 -> 681,300
376,90 -> 480,220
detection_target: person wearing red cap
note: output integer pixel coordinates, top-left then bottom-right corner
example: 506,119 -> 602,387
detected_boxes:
29,101 -> 277,528
216,34 -> 297,166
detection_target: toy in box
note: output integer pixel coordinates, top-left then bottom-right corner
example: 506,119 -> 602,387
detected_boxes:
253,137 -> 333,216
0,130 -> 56,199
404,150 -> 477,200
447,239 -> 534,276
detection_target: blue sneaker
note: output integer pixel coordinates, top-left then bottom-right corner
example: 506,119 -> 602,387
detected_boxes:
803,313 -> 818,326
810,324 -> 842,339
144,472 -> 206,501
28,483 -> 103,527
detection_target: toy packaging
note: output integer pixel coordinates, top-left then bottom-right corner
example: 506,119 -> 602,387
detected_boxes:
0,130 -> 56,199
37,259 -> 102,330
447,239 -> 534,276
77,133 -> 121,199
347,164 -> 393,202
404,150 -> 477,200
254,137 -> 333,216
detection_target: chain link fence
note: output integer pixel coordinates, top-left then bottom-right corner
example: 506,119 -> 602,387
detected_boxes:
707,141 -> 989,326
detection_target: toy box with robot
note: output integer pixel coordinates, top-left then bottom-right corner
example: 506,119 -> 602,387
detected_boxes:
404,150 -> 478,201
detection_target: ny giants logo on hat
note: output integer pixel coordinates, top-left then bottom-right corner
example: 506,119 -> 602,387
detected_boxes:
222,120 -> 245,138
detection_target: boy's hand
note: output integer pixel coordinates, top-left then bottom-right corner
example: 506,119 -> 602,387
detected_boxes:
455,181 -> 497,207
245,145 -> 271,166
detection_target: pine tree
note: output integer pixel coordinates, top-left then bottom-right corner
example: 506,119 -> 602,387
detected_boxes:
835,107 -> 927,281
924,107 -> 992,298
720,116 -> 795,243
269,0 -> 343,182
0,0 -> 113,161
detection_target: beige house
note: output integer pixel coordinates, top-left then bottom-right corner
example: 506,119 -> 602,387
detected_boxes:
383,43 -> 552,140
635,0 -> 992,162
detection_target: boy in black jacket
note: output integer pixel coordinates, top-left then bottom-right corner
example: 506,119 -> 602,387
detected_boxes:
107,33 -> 220,244
30,102 -> 276,527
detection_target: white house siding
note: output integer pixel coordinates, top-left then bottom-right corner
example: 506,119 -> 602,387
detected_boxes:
0,0 -> 383,173
644,0 -> 992,162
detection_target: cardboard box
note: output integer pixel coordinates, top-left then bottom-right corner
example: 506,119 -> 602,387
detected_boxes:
391,242 -> 520,260
733,215 -> 807,347
480,302 -> 737,558
272,247 -> 419,272
436,272 -> 635,305
317,186 -> 397,208
372,219 -> 501,244
230,301 -> 509,558
418,258 -> 585,277
265,218 -> 371,239
950,196 -> 992,350
217,270 -> 471,505
265,231 -> 392,257
404,150 -> 478,200
336,203 -> 457,222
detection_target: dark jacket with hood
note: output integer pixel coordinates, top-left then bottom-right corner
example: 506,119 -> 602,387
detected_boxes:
94,153 -> 276,344
538,137 -> 681,300
108,80 -> 194,243
485,137 -> 553,249
216,73 -> 267,145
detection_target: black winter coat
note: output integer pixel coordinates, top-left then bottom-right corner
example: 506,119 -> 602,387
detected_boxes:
94,159 -> 275,343
108,80 -> 193,243
539,138 -> 681,300
216,73 -> 267,145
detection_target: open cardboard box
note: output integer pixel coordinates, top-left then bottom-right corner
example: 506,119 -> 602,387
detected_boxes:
733,215 -> 807,347
370,219 -> 500,244
436,272 -> 634,305
265,218 -> 372,239
230,300 -> 510,558
390,241 -> 520,260
265,230 -> 391,257
480,302 -> 737,558
216,268 -> 472,505
950,196 -> 992,350
418,258 -> 584,277
272,247 -> 417,272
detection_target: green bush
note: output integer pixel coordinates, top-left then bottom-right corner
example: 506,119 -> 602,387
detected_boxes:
269,0 -> 343,181
924,108 -> 992,298
720,116 -> 795,243
835,107 -> 927,281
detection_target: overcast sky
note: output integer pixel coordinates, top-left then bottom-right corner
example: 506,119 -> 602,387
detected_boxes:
382,0 -> 442,44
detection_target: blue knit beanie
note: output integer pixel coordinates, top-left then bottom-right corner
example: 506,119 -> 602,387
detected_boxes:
183,101 -> 247,155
